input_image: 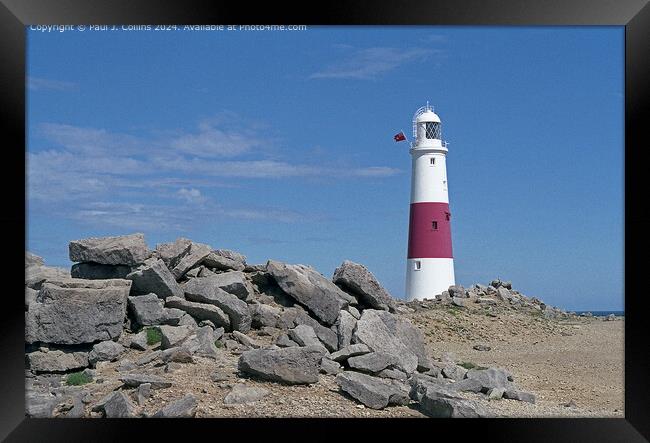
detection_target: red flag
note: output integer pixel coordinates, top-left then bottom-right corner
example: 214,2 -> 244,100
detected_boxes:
393,131 -> 406,142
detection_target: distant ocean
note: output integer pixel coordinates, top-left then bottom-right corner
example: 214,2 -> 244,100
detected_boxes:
573,310 -> 624,317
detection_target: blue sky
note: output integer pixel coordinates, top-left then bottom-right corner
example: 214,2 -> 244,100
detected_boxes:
26,26 -> 624,311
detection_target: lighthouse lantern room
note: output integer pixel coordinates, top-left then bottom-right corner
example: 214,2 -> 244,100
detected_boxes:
405,103 -> 455,301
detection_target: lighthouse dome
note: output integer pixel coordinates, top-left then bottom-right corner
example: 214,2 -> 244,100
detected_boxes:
416,110 -> 441,124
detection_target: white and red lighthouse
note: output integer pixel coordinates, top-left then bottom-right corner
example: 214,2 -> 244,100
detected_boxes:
405,103 -> 455,301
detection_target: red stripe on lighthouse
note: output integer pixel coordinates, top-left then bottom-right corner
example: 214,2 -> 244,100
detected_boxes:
407,202 -> 453,259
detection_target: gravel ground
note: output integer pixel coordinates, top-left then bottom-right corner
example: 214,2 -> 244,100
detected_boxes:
29,303 -> 624,418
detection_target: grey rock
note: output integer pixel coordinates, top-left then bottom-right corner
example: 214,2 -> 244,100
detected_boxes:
25,265 -> 70,290
320,356 -> 343,375
476,297 -> 497,305
185,267 -> 202,278
465,367 -> 512,392
336,310 -> 356,349
347,306 -> 361,319
332,260 -> 395,311
136,351 -> 161,366
249,303 -> 282,329
288,324 -> 328,352
128,293 -> 167,327
160,346 -> 194,363
178,313 -> 199,328
88,340 -> 126,366
451,297 -> 465,307
448,285 -> 466,298
275,333 -> 299,348
409,377 -> 488,417
203,249 -> 247,272
117,360 -> 137,372
189,271 -> 254,300
374,311 -> 430,371
25,287 -> 38,310
69,233 -> 150,266
183,278 -> 251,332
152,394 -> 198,417
137,383 -> 151,405
503,389 -> 536,403
329,343 -> 372,362
126,258 -> 183,299
441,365 -> 468,381
71,262 -> 132,280
496,287 -> 512,301
27,350 -> 89,373
26,251 -> 45,267
448,377 -> 484,394
238,345 -> 327,384
336,371 -> 410,410
473,344 -> 491,351
223,384 -> 270,405
348,352 -> 400,374
94,391 -> 135,418
158,325 -> 194,349
352,309 -> 418,374
165,296 -> 231,330
119,373 -> 172,389
232,330 -> 262,349
266,260 -> 348,326
171,242 -> 212,279
25,278 -> 131,345
487,387 -> 506,400
25,390 -> 59,417
377,368 -> 408,381
293,311 -> 339,352
163,308 -> 186,326
154,237 -> 192,269
192,326 -> 220,357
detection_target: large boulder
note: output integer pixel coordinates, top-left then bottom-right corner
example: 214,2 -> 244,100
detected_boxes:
154,237 -> 192,269
26,252 -> 44,268
93,391 -> 136,418
335,371 -> 410,410
249,303 -> 282,329
333,261 -> 396,311
126,258 -> 183,299
25,278 -> 131,345
165,296 -> 231,330
266,260 -> 349,326
170,242 -> 212,279
203,249 -> 247,272
26,349 -> 89,373
25,265 -> 70,290
329,343 -> 372,362
118,373 -> 172,389
128,293 -> 182,327
183,277 -> 252,332
70,262 -> 133,280
238,345 -> 327,384
157,325 -> 194,349
191,271 -> 254,300
351,309 -> 418,374
69,233 -> 150,266
374,311 -> 430,371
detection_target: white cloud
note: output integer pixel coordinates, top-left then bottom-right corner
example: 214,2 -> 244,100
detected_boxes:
28,76 -> 77,91
176,187 -> 207,205
310,47 -> 433,80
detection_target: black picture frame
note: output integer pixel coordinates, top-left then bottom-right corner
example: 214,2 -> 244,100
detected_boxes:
1,0 -> 648,441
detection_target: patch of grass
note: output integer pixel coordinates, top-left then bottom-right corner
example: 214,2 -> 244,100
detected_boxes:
146,327 -> 162,345
214,340 -> 223,348
66,371 -> 92,386
458,361 -> 488,371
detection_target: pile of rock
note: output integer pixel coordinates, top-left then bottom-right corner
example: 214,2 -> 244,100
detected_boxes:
25,233 -> 536,418
407,278 -> 577,320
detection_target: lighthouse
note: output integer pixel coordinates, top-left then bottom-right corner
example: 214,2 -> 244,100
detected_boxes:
405,103 -> 455,301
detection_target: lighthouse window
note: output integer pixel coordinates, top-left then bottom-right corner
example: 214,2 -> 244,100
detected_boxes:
425,122 -> 441,139
430,157 -> 435,165
414,261 -> 421,271
432,221 -> 438,230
